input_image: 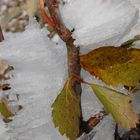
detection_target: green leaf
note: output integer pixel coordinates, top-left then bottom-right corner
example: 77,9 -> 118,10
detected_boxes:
90,84 -> 139,129
0,100 -> 14,119
52,79 -> 81,140
80,46 -> 140,87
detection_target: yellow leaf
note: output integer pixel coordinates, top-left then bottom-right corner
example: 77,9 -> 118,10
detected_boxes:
0,100 -> 14,119
80,46 -> 140,87
90,84 -> 139,129
52,79 -> 81,140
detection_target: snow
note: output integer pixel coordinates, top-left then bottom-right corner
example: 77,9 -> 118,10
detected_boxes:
0,17 -> 117,140
0,18 -> 68,140
0,118 -> 10,140
0,0 -> 140,140
60,0 -> 139,54
81,70 -> 103,120
121,0 -> 140,43
132,90 -> 140,114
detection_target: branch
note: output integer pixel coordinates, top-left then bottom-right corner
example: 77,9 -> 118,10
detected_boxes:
45,0 -> 81,80
45,0 -> 83,135
38,0 -> 55,27
45,0 -> 82,81
0,26 -> 4,42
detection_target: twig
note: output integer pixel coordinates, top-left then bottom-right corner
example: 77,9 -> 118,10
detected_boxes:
38,0 -> 55,27
0,26 -> 4,42
45,0 -> 83,135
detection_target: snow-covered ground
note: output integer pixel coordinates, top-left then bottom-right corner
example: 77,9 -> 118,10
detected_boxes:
0,0 -> 140,140
60,0 -> 138,54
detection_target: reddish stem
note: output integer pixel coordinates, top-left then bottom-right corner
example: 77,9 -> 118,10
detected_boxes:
38,0 -> 55,27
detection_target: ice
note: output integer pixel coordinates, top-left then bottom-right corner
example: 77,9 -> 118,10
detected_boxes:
60,0 -> 138,54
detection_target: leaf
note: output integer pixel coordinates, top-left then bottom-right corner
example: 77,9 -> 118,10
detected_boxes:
52,79 -> 81,140
0,59 -> 9,74
0,59 -> 14,80
80,46 -> 140,87
90,84 -> 139,129
0,100 -> 14,119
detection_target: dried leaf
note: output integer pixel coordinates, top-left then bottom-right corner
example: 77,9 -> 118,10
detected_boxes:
80,46 -> 140,87
0,65 -> 14,80
0,84 -> 11,91
52,79 -> 81,140
87,111 -> 106,128
0,100 -> 14,119
0,59 -> 9,75
90,84 -> 139,129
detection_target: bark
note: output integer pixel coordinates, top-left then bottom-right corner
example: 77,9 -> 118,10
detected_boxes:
46,0 -> 84,135
0,26 -> 4,42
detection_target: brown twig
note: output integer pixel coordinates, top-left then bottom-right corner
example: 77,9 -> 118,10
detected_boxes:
0,26 -> 4,42
45,0 -> 83,135
45,0 -> 73,42
38,0 -> 55,27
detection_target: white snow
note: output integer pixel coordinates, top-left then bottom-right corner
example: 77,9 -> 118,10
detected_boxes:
81,70 -> 103,120
132,90 -> 140,114
0,0 -> 140,140
60,0 -> 139,54
120,0 -> 140,43
0,18 -> 68,140
0,118 -> 10,140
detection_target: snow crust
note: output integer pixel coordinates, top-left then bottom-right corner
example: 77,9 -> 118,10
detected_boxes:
60,0 -> 139,54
